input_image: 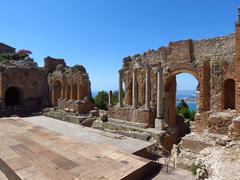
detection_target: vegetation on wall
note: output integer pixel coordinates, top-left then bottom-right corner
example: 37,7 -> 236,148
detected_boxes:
176,99 -> 196,121
0,49 -> 32,62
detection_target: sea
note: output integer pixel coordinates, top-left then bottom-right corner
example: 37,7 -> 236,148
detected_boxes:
176,90 -> 196,111
92,90 -> 197,111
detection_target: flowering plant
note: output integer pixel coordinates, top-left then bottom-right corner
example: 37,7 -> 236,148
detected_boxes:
17,50 -> 32,55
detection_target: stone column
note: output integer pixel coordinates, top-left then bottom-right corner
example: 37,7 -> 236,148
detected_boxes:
155,68 -> 165,130
132,68 -> 138,109
118,71 -> 123,107
61,84 -> 64,99
108,90 -> 113,107
145,67 -> 150,110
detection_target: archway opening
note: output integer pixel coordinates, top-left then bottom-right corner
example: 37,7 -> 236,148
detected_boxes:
53,81 -> 62,107
5,87 -> 22,108
165,72 -> 198,143
224,79 -> 235,110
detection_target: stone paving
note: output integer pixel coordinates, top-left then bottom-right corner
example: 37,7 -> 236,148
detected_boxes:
152,168 -> 195,180
23,116 -> 153,154
0,170 -> 7,180
0,117 -> 154,179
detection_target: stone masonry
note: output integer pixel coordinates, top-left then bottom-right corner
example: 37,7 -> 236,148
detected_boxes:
0,48 -> 94,116
108,8 -> 240,154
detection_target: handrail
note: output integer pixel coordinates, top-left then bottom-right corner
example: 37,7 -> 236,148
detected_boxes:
163,155 -> 175,174
155,147 -> 176,174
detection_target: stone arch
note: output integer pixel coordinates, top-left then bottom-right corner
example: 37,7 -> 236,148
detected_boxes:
72,83 -> 78,100
224,79 -> 235,109
52,81 -> 62,107
5,86 -> 23,108
164,70 -> 201,127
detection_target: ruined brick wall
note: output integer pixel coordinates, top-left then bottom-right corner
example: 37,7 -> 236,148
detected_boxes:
0,66 -> 49,111
44,56 -> 66,73
48,64 -> 94,113
235,19 -> 240,111
108,107 -> 156,126
0,43 -> 16,54
114,33 -> 235,127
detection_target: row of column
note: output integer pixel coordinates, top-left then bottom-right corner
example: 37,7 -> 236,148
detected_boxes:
118,68 -> 164,129
52,82 -> 84,101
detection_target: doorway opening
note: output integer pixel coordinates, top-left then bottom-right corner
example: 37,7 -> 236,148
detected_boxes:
5,87 -> 23,108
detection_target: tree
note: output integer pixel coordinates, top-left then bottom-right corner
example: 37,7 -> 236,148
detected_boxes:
176,99 -> 196,121
94,91 -> 108,110
112,90 -> 118,106
177,99 -> 189,110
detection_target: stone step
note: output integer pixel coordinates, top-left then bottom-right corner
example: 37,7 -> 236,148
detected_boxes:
92,119 -> 152,141
108,118 -> 149,128
98,119 -> 147,133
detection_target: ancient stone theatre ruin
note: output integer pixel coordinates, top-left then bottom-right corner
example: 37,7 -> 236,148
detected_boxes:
102,7 -> 240,163
0,45 -> 94,117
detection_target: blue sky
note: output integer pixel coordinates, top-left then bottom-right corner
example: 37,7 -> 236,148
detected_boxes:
0,0 -> 239,91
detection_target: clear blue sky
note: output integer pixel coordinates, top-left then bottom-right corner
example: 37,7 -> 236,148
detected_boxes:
1,0 -> 239,91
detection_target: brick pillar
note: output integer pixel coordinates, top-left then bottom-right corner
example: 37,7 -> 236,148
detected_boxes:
70,84 -> 73,100
235,8 -> 240,111
77,83 -> 82,100
51,85 -> 56,106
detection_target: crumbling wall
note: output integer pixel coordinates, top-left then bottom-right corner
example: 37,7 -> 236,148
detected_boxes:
48,64 -> 94,114
115,33 -> 235,128
44,56 -> 66,73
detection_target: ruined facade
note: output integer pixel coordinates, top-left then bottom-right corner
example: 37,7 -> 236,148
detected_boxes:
0,45 -> 93,116
108,9 -> 240,151
48,62 -> 94,114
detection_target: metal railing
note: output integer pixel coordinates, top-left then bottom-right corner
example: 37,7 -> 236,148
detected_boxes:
155,147 -> 176,174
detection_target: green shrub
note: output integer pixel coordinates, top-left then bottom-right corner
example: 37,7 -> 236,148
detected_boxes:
94,90 -> 119,110
112,90 -> 118,106
94,91 -> 108,110
176,99 -> 196,121
191,163 -> 197,176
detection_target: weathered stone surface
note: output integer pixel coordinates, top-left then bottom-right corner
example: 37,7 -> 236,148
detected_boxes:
108,106 -> 156,127
229,116 -> 240,140
0,44 -> 94,116
196,143 -> 240,180
48,58 -> 94,114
